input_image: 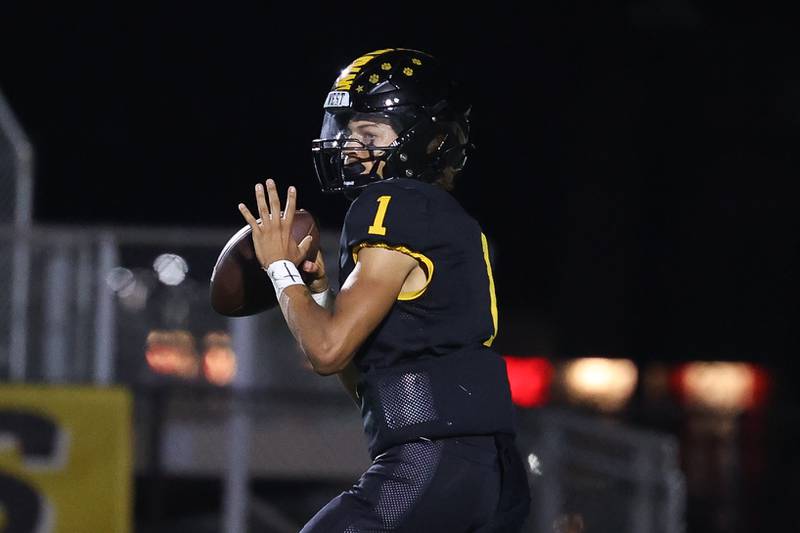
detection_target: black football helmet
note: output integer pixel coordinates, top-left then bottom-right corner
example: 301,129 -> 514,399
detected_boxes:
312,48 -> 472,194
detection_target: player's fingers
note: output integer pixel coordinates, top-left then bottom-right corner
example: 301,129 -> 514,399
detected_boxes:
298,235 -> 313,256
237,203 -> 260,233
255,183 -> 269,224
302,260 -> 318,273
283,186 -> 297,229
314,249 -> 326,275
265,179 -> 282,227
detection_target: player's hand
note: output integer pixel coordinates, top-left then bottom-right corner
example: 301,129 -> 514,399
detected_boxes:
237,179 -> 313,269
301,249 -> 329,294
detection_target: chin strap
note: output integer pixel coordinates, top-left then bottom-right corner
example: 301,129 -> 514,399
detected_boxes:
342,147 -> 392,183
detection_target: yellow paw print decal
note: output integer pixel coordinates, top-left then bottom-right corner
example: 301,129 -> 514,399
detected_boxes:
381,62 -> 392,71
403,67 -> 414,76
369,74 -> 380,84
412,58 -> 422,65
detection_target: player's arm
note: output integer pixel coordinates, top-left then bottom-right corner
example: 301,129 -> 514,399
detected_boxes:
279,245 -> 417,375
293,261 -> 361,403
299,261 -> 360,402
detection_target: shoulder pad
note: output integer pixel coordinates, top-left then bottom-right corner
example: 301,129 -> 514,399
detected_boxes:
344,181 -> 430,251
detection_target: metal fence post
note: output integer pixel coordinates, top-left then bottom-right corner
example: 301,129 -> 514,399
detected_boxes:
224,314 -> 258,533
43,246 -> 72,382
94,233 -> 118,385
9,235 -> 30,381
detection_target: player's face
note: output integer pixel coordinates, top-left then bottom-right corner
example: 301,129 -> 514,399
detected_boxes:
343,119 -> 399,177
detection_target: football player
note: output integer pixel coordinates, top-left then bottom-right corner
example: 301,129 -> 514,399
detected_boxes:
238,48 -> 530,532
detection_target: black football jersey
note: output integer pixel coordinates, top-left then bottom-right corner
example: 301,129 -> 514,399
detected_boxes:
338,178 -> 499,372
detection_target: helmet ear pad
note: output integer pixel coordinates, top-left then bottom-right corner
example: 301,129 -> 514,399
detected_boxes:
436,120 -> 471,174
383,115 -> 469,182
383,118 -> 437,180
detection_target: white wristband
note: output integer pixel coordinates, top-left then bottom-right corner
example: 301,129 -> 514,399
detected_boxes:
264,260 -> 305,299
311,288 -> 333,309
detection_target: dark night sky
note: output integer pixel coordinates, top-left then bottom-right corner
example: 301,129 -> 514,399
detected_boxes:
1,2 -> 797,364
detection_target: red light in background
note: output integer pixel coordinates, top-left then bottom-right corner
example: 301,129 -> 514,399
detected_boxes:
751,365 -> 770,408
503,356 -> 553,408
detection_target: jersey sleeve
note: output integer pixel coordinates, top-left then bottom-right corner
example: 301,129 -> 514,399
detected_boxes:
343,182 -> 431,253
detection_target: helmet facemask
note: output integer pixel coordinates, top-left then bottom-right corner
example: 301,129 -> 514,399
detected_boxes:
313,106 -> 470,193
312,111 -> 403,193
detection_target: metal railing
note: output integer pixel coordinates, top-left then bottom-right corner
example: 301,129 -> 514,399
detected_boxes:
0,224 -> 341,386
518,408 -> 685,533
0,87 -> 34,388
0,87 -> 33,227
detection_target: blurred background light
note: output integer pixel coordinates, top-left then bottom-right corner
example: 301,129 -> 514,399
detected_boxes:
153,253 -> 188,286
108,267 -> 150,311
145,329 -> 199,379
503,356 -> 553,408
674,361 -> 769,413
563,357 -> 638,412
106,267 -> 135,294
202,331 -> 236,386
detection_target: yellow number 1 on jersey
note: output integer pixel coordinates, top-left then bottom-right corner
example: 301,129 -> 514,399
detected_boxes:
368,195 -> 392,236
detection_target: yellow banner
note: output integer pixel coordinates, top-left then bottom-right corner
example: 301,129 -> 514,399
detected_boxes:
0,386 -> 132,533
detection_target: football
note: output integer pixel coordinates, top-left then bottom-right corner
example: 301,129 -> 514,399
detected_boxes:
210,209 -> 320,317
